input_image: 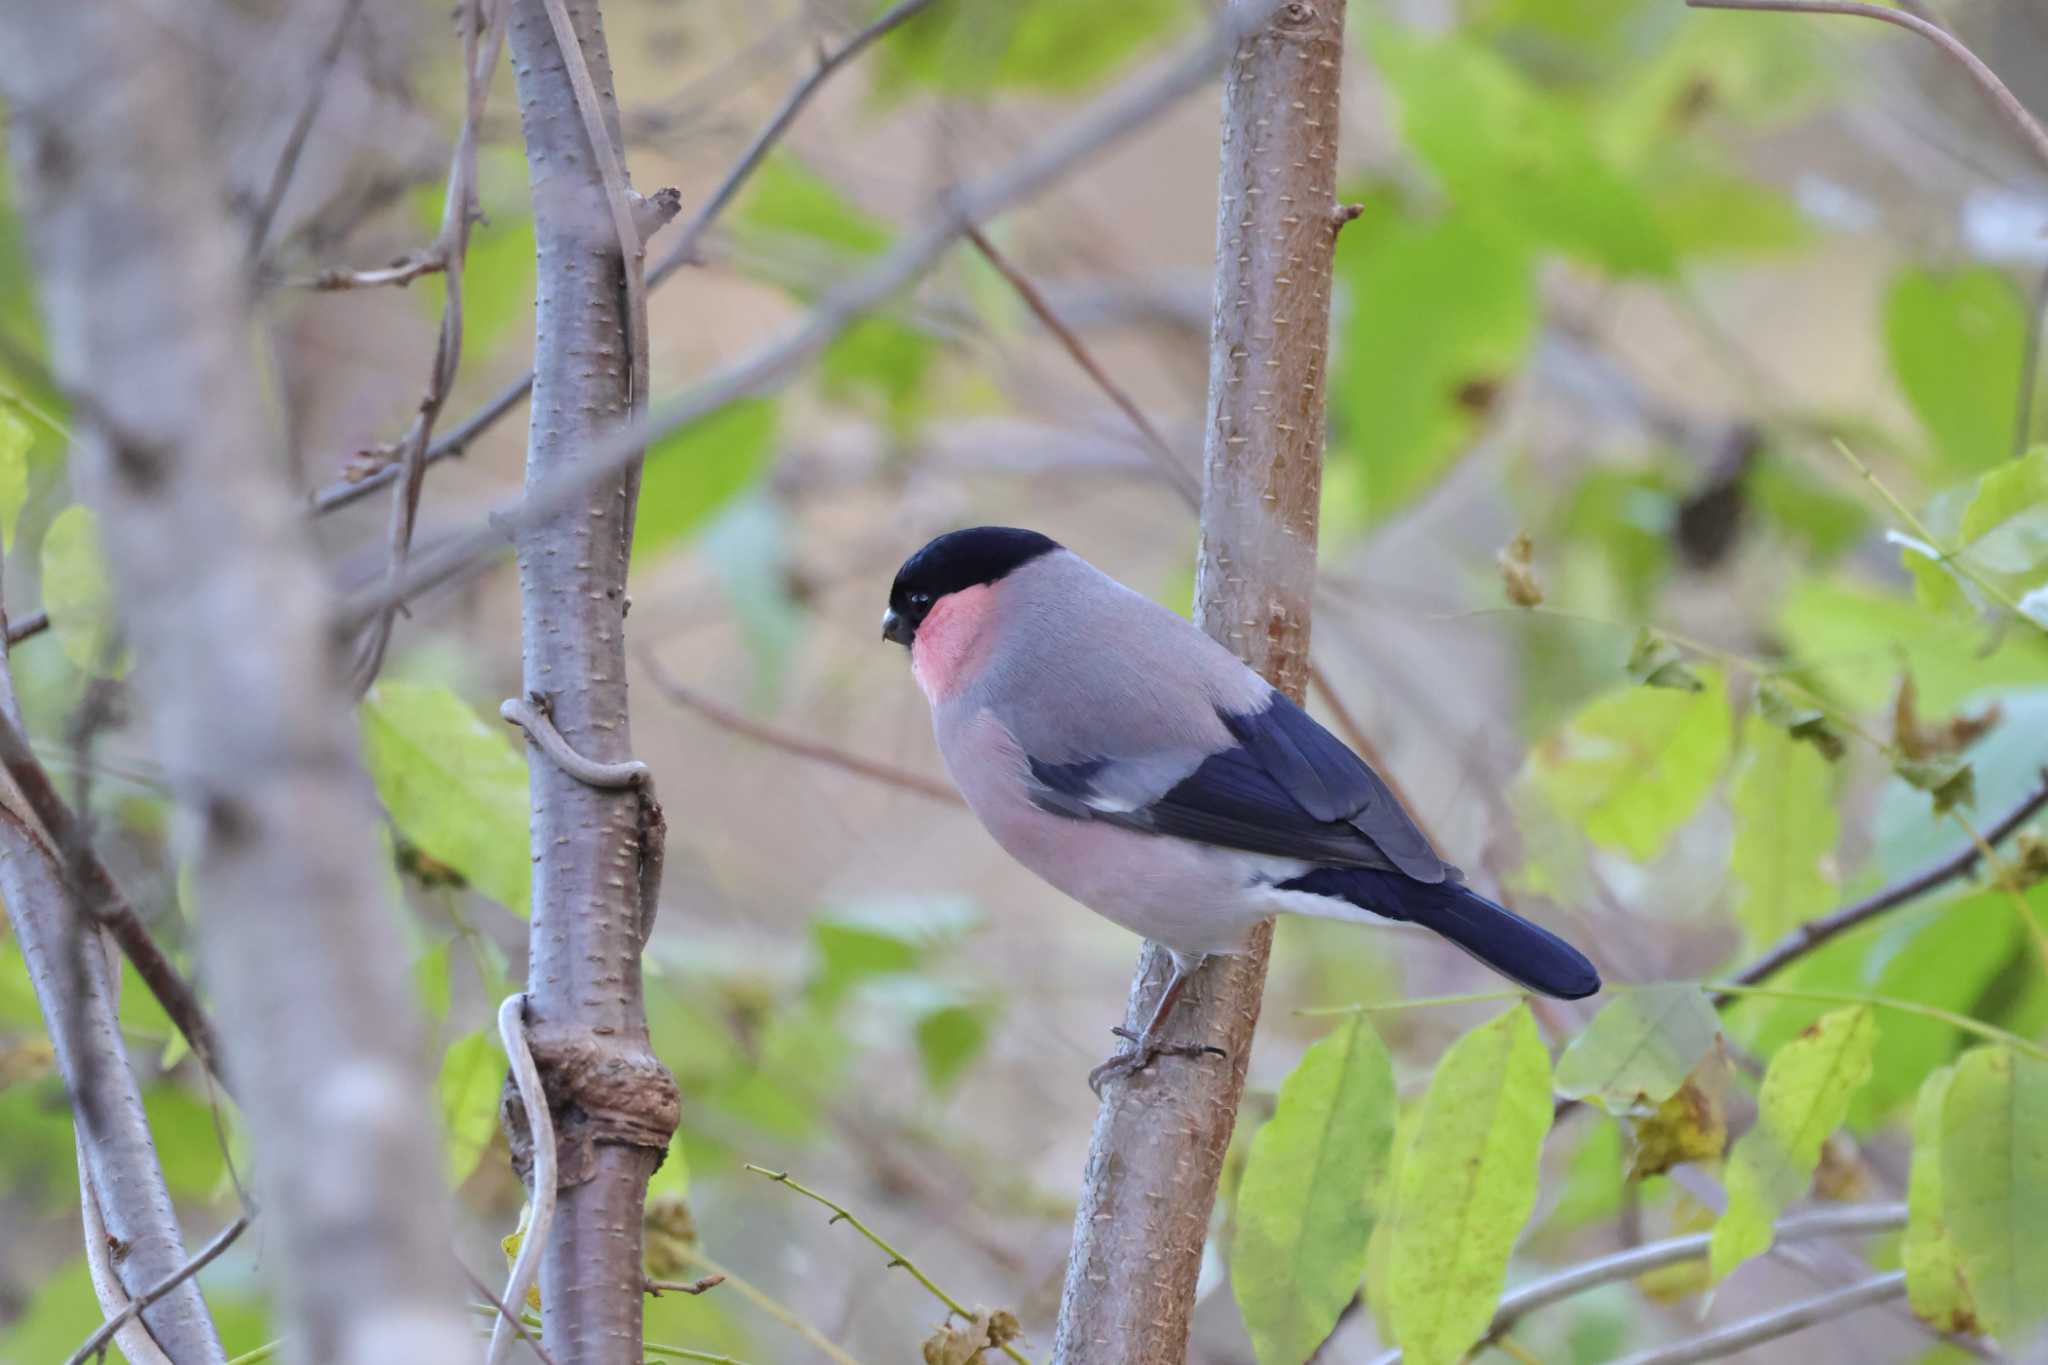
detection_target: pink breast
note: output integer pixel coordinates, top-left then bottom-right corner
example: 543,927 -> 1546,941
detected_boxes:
911,584 -> 995,703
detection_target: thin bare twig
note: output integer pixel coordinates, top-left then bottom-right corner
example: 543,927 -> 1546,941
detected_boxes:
465,1264 -> 563,1365
8,609 -> 49,646
489,994 -> 558,1365
744,1166 -> 1031,1365
283,254 -> 448,292
340,4 -> 1273,629
645,1275 -> 726,1296
307,0 -> 938,519
1686,0 -> 2048,171
67,1215 -> 251,1365
639,652 -> 963,807
667,1247 -> 864,1365
964,225 -> 1202,507
1361,1204 -> 1907,1365
1719,771 -> 2048,999
351,0 -> 512,693
245,0 -> 367,260
1608,1271 -> 1906,1365
0,707 -> 232,1094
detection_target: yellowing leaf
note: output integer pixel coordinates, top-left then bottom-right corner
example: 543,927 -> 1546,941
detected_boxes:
633,399 -> 778,560
1626,1072 -> 1727,1180
1233,1014 -> 1396,1365
1385,1005 -> 1552,1365
42,504 -> 122,675
1938,1046 -> 2048,1343
361,683 -> 531,915
1554,983 -> 1719,1114
1903,1064 -> 1977,1334
1730,716 -> 1838,945
1710,1005 -> 1876,1280
1526,670 -> 1731,859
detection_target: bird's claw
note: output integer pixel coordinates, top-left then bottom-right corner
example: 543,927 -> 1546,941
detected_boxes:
1088,1028 -> 1227,1096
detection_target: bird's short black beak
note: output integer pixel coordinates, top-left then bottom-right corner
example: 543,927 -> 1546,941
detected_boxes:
882,608 -> 914,648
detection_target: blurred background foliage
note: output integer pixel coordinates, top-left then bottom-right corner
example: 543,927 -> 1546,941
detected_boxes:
4,0 -> 2048,1360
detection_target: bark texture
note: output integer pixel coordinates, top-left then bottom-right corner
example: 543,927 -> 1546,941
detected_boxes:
1052,3 -> 1348,1361
0,5 -> 472,1362
504,2 -> 680,1361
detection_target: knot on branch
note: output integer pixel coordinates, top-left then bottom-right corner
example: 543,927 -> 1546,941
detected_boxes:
500,1024 -> 679,1187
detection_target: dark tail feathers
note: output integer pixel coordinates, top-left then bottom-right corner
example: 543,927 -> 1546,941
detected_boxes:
1280,867 -> 1601,1000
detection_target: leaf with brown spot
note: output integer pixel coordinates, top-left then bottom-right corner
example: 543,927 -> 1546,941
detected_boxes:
1893,674 -> 2001,760
1497,531 -> 1543,607
1625,1063 -> 1727,1180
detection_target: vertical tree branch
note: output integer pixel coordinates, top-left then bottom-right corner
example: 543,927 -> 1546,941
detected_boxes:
1052,2 -> 1345,1361
0,4 -> 474,1362
502,2 -> 680,1362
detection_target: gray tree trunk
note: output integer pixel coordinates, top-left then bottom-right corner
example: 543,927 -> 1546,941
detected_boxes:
1052,3 -> 1350,1360
0,4 -> 473,1362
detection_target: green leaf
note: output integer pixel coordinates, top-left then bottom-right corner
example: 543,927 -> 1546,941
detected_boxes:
0,401 -> 29,550
1896,756 -> 1975,815
1385,1005 -> 1553,1365
1233,1014 -> 1397,1365
436,1029 -> 503,1185
1938,1045 -> 2048,1342
1372,28 -> 1674,276
633,399 -> 778,559
1858,891 -> 2024,1123
1525,669 -> 1731,859
1329,206 -> 1536,524
361,682 -> 531,915
1903,1064 -> 1978,1334
1710,1005 -> 1876,1279
1651,171 -> 1810,258
1748,453 -> 1870,561
1955,446 -> 2048,579
739,156 -> 892,257
1554,984 -> 1719,1114
914,1002 -> 991,1093
1755,682 -> 1846,761
810,897 -> 979,1005
1779,581 -> 2048,715
878,0 -> 1190,94
1886,267 -> 2025,474
43,504 -> 123,675
1730,715 -> 1838,945
819,317 -> 938,433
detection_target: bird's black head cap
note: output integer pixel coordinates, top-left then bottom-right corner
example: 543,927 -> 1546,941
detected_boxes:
884,526 -> 1060,647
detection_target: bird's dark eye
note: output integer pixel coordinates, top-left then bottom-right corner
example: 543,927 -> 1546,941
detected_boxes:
909,591 -> 932,608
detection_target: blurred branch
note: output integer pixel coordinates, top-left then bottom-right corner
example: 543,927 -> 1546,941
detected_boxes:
669,1248 -> 862,1365
640,651 -> 963,806
245,0 -> 366,260
2016,262 -> 2048,459
8,609 -> 50,646
282,254 -> 447,292
1609,1271 -> 1906,1365
67,1214 -> 251,1365
309,0 -> 939,518
744,1165 -> 1031,1365
964,225 -> 1202,507
651,0 -> 940,279
351,0 -> 513,691
1719,771 -> 2048,1000
0,707 -> 233,1095
1362,1203 -> 1906,1364
1685,0 -> 2048,171
340,1 -> 1272,627
465,1264 -> 563,1365
0,0 -> 474,1350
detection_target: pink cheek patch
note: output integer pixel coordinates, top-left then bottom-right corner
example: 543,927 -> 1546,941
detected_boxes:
911,584 -> 996,703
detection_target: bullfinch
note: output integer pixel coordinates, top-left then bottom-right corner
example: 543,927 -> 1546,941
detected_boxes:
884,527 -> 1600,1090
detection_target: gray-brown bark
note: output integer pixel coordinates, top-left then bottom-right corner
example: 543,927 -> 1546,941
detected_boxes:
502,1 -> 680,1361
0,4 -> 473,1362
1052,3 -> 1348,1361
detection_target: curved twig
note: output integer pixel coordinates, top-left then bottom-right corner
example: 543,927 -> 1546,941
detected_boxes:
488,994 -> 557,1365
1685,0 -> 2048,172
1607,1271 -> 1906,1365
67,1214 -> 251,1365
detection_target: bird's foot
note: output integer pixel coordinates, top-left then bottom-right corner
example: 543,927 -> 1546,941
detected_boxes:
1087,1026 -> 1227,1097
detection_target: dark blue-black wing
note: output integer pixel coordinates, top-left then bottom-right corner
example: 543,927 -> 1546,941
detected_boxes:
1026,691 -> 1448,883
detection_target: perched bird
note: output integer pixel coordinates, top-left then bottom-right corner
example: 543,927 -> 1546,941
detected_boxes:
884,527 -> 1600,1090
